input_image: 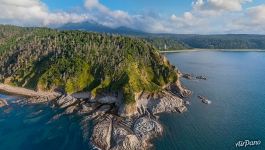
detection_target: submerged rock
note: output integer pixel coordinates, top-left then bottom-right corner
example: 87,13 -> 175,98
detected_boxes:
0,99 -> 8,108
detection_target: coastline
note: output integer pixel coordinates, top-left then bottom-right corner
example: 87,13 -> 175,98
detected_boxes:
0,84 -> 59,99
0,77 -> 191,150
160,49 -> 265,53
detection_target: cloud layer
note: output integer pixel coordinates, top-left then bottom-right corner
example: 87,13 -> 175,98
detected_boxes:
0,0 -> 91,26
0,0 -> 264,34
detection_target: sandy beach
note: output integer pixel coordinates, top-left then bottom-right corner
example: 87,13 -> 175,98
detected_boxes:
0,84 -> 59,99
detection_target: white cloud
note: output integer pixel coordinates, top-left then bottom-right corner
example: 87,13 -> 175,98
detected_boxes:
84,0 -> 131,28
193,0 -> 252,12
0,0 -> 91,26
247,4 -> 265,24
0,0 -> 264,34
229,4 -> 265,33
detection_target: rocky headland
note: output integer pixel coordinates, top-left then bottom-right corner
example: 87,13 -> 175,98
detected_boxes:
0,25 -> 193,150
1,77 -> 191,150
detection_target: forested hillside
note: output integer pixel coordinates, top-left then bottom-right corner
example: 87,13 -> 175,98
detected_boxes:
59,22 -> 265,50
149,34 -> 265,50
0,25 -> 178,104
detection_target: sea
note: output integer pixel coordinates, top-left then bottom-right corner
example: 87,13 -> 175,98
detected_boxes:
1,51 -> 265,150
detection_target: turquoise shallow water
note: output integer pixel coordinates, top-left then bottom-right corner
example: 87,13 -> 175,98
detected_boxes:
1,51 -> 265,150
154,51 -> 265,150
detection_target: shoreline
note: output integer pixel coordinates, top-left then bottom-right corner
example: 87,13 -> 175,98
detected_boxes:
0,84 -> 60,99
0,78 -> 190,150
160,49 -> 265,53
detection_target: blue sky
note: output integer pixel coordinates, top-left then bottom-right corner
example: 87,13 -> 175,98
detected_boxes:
43,0 -> 192,14
1,0 -> 265,34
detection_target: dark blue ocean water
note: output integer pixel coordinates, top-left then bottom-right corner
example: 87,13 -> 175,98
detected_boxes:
154,51 -> 265,150
1,51 -> 265,150
0,95 -> 93,150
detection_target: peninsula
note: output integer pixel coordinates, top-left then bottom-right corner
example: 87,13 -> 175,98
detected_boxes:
0,25 -> 191,149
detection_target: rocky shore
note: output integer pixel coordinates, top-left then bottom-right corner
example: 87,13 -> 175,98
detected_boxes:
0,77 -> 191,150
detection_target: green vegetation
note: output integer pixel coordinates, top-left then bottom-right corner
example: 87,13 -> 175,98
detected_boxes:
0,25 -> 178,104
145,37 -> 189,50
144,34 -> 265,50
59,22 -> 265,50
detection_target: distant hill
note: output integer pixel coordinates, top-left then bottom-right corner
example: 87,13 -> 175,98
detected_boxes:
59,22 -> 146,35
148,34 -> 265,50
59,22 -> 265,50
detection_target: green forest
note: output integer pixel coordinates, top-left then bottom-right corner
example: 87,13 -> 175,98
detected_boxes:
0,25 -> 178,104
144,34 -> 265,50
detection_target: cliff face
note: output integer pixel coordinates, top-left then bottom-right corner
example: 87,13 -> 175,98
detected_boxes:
0,25 -> 180,106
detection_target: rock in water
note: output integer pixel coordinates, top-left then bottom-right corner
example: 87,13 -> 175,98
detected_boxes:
198,95 -> 212,104
182,73 -> 193,80
56,95 -> 78,108
0,99 -> 8,108
196,75 -> 207,80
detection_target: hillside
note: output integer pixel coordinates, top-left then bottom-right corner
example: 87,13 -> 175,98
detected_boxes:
149,34 -> 265,50
59,22 -> 265,50
0,25 -> 179,104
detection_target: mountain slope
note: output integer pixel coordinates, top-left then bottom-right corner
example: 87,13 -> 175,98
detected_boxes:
0,25 -> 179,104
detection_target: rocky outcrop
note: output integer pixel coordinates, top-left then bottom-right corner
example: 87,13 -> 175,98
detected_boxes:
56,95 -> 78,108
167,79 -> 192,98
6,73 -> 191,150
118,103 -> 138,117
90,114 -> 162,150
0,98 -> 8,107
92,115 -> 113,150
137,91 -> 187,115
134,117 -> 163,143
182,73 -> 193,80
111,134 -> 142,150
